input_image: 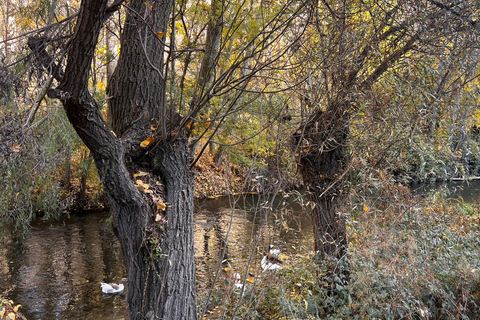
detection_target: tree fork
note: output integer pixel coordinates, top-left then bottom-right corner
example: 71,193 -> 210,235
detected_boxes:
45,0 -> 197,319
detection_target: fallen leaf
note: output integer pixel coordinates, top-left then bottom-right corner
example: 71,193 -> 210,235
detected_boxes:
363,204 -> 368,211
155,214 -> 162,222
157,202 -> 166,211
156,31 -> 164,38
10,143 -> 20,152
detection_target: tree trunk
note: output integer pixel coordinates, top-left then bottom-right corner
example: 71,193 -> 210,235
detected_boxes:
45,0 -> 197,319
149,141 -> 197,319
294,100 -> 350,263
107,0 -> 172,138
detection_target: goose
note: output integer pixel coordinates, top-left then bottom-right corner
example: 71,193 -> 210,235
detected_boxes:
100,278 -> 127,294
261,245 -> 282,271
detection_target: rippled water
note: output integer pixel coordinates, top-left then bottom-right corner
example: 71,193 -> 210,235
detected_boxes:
0,194 -> 313,319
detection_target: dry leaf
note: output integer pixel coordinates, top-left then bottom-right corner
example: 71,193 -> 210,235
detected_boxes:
363,204 -> 368,211
156,31 -> 164,38
157,202 -> 166,211
10,143 -> 20,152
155,214 -> 162,222
140,137 -> 155,148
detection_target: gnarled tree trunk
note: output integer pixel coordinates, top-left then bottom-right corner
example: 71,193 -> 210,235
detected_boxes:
45,0 -> 197,319
294,100 -> 350,263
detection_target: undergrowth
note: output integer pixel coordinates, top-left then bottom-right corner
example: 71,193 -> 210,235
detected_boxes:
198,186 -> 480,319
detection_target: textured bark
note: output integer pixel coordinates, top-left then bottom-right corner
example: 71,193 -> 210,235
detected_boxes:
107,0 -> 172,138
150,141 -> 197,319
294,101 -> 349,261
45,0 -> 197,319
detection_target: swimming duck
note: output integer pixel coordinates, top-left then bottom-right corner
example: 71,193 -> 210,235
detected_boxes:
100,278 -> 127,294
261,245 -> 282,271
267,245 -> 281,259
233,272 -> 244,289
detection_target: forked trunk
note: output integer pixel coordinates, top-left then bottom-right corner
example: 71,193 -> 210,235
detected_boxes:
43,0 -> 197,319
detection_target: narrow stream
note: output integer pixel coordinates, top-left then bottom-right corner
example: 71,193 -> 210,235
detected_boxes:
0,193 -> 314,320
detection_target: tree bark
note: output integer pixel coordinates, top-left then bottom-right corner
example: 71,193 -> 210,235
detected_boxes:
45,0 -> 197,319
294,100 -> 349,262
107,0 -> 172,138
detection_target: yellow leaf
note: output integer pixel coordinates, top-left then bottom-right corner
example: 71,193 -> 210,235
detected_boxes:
151,121 -> 159,131
363,204 -> 368,211
140,137 -> 155,148
7,312 -> 16,320
156,31 -> 164,38
137,171 -> 149,177
140,140 -> 151,148
247,278 -> 254,283
186,121 -> 193,129
11,143 -> 20,152
157,202 -> 166,211
155,213 -> 162,222
13,305 -> 21,312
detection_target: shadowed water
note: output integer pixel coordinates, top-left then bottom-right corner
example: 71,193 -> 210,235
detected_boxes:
0,194 -> 314,319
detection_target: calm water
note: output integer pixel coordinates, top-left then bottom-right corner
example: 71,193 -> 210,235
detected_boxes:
0,194 -> 314,319
411,180 -> 480,203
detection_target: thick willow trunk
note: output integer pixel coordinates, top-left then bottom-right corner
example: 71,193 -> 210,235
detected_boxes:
45,0 -> 197,319
107,0 -> 172,138
294,101 -> 350,262
150,141 -> 197,318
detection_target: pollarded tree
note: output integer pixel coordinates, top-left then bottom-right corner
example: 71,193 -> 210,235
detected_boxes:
291,0 -> 480,274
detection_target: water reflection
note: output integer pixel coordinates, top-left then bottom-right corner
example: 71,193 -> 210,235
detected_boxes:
194,193 -> 314,290
0,194 -> 313,319
0,213 -> 127,320
411,180 -> 480,203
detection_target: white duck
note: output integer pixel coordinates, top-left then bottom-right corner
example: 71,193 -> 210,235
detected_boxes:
261,245 -> 282,271
233,272 -> 244,289
100,278 -> 127,294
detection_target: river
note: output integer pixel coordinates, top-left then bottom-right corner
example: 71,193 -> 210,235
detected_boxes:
0,193 -> 314,319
